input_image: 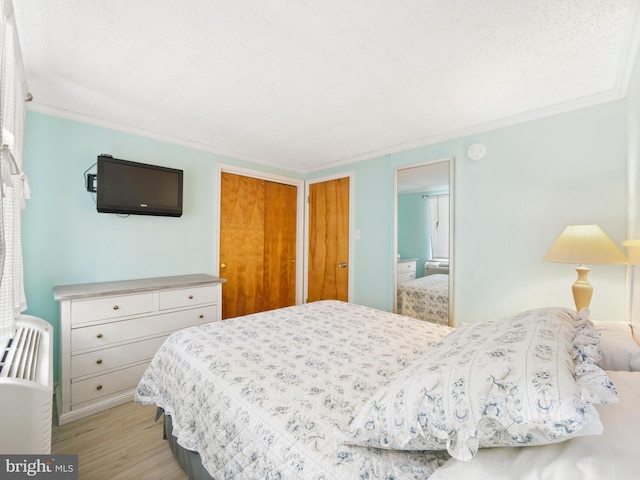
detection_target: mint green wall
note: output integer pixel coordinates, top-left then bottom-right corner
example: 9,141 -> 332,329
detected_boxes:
346,155 -> 394,311
454,103 -> 626,323
22,111 -> 301,381
309,100 -> 628,325
397,192 -> 430,277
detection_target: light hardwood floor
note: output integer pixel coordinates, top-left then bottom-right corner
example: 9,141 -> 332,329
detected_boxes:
52,402 -> 188,480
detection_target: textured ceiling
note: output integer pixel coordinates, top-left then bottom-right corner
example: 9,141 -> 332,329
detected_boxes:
14,1 -> 640,173
398,161 -> 449,194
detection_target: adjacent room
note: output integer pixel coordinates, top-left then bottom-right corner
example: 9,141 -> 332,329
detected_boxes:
2,1 -> 640,478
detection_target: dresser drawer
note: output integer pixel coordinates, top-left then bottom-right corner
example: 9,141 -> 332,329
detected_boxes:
398,260 -> 416,273
71,306 -> 217,352
159,285 -> 218,310
70,293 -> 154,325
71,363 -> 149,405
71,335 -> 168,378
398,272 -> 416,283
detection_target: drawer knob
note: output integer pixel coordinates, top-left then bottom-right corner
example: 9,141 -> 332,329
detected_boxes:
189,295 -> 194,299
199,314 -> 204,319
96,333 -> 103,339
96,385 -> 103,391
96,359 -> 103,365
113,305 -> 119,310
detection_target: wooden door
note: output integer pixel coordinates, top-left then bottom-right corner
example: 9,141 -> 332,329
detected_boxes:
307,177 -> 350,302
263,181 -> 297,310
220,173 -> 265,319
220,172 -> 297,319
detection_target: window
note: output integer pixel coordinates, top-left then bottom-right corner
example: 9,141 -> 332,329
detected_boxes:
0,0 -> 29,343
429,194 -> 449,260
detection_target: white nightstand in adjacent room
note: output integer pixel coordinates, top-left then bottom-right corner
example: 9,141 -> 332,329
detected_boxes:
397,258 -> 417,283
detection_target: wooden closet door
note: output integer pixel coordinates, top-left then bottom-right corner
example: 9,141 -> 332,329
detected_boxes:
220,173 -> 298,319
220,172 -> 265,319
263,181 -> 297,310
307,177 -> 349,302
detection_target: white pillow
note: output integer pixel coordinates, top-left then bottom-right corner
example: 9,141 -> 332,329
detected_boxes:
429,371 -> 640,480
593,322 -> 640,371
342,307 -> 617,461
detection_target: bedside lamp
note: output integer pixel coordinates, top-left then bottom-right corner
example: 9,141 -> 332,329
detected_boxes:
544,225 -> 627,311
622,239 -> 640,264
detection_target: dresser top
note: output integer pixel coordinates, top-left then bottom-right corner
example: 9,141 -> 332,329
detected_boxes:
54,274 -> 226,301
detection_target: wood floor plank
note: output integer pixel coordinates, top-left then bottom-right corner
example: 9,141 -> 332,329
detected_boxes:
52,402 -> 188,480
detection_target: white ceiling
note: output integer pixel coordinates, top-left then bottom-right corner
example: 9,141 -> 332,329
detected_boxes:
397,160 -> 450,193
14,1 -> 640,173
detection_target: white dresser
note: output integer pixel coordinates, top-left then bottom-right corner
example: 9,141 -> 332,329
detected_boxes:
54,274 -> 225,425
397,258 -> 417,283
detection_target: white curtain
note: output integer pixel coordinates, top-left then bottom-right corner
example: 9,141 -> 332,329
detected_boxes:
0,0 -> 29,343
428,194 -> 449,260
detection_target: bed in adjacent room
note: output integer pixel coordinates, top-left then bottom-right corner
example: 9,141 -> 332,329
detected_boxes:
135,300 -> 640,480
396,273 -> 449,325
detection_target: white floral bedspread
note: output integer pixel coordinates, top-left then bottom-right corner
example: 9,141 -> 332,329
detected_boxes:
135,300 -> 453,479
397,274 -> 449,325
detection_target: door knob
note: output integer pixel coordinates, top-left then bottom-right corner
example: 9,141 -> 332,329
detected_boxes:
338,263 -> 347,268
220,263 -> 227,269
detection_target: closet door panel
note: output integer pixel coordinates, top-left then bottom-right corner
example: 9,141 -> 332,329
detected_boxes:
263,181 -> 297,310
220,172 -> 265,319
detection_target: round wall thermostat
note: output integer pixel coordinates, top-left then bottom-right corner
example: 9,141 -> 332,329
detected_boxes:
466,143 -> 486,161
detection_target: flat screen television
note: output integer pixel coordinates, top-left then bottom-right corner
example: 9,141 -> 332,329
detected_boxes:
96,155 -> 183,217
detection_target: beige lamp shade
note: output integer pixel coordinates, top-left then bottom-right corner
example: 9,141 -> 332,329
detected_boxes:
544,225 -> 627,311
622,239 -> 640,264
544,225 -> 627,265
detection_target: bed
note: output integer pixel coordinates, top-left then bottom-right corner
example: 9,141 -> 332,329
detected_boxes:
135,300 -> 640,480
135,300 -> 454,478
396,273 -> 449,325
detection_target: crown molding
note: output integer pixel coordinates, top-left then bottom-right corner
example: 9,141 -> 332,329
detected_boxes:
26,102 -> 294,172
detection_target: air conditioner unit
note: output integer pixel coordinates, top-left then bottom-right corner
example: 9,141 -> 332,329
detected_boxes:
0,315 -> 53,454
424,261 -> 449,276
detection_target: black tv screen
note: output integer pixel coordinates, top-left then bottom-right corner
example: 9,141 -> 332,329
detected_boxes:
96,155 -> 183,217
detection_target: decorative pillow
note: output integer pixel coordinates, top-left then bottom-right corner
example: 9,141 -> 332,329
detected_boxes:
342,307 -> 618,461
593,321 -> 640,371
